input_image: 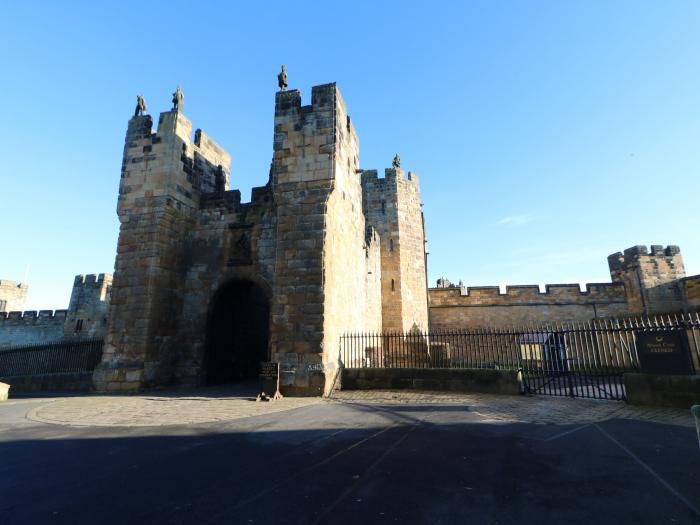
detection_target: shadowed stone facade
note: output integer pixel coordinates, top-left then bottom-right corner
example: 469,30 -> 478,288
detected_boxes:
92,82 -> 429,394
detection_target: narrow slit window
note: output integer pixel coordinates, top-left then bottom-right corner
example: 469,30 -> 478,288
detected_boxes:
389,239 -> 394,252
391,279 -> 395,291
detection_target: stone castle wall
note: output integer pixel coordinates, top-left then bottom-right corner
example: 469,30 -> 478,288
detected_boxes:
429,283 -> 628,329
0,273 -> 112,349
430,245 -> 697,330
0,310 -> 67,348
0,280 -> 28,313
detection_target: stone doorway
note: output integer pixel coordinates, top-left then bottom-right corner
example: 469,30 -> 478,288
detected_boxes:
204,280 -> 270,385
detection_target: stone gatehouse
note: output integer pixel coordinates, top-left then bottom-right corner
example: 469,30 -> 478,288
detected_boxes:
92,82 -> 429,395
3,78 -> 699,395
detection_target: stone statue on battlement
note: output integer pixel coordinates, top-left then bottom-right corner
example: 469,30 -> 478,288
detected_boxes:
278,65 -> 288,91
392,153 -> 401,168
172,86 -> 184,111
134,95 -> 147,117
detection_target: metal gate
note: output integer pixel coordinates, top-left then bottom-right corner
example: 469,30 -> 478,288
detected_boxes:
339,313 -> 700,401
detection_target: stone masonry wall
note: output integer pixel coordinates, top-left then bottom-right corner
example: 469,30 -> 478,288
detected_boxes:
429,283 -> 629,329
362,168 -> 428,332
362,171 -> 403,330
269,86 -> 335,394
394,169 -> 429,332
171,186 -> 276,385
270,84 -> 383,394
0,310 -> 67,349
322,87 -> 383,391
0,280 -> 28,313
683,275 -> 700,312
608,245 -> 686,315
95,107 -> 232,392
64,273 -> 112,339
430,245 -> 696,330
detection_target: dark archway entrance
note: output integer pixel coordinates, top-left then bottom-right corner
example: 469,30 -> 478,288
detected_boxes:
204,280 -> 270,384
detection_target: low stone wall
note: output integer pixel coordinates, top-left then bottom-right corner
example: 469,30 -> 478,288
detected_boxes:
624,373 -> 700,409
341,367 -> 520,395
0,373 -> 95,394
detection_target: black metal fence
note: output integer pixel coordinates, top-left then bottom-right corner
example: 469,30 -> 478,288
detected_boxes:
0,339 -> 104,377
339,313 -> 700,400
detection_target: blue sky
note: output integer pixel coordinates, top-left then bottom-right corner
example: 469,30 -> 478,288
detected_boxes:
1,1 -> 698,310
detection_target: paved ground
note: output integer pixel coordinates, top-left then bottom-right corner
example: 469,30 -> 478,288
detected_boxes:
1,386 -> 698,524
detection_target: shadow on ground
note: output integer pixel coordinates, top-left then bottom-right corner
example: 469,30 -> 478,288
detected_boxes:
1,397 -> 698,525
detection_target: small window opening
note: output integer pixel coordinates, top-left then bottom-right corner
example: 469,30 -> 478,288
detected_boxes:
381,201 -> 386,214
391,279 -> 395,291
75,319 -> 84,332
389,239 -> 394,252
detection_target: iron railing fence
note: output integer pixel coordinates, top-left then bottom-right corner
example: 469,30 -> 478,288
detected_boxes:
0,339 -> 104,377
339,313 -> 700,400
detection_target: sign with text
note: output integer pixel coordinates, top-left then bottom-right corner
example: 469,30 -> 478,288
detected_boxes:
635,330 -> 693,375
257,362 -> 283,401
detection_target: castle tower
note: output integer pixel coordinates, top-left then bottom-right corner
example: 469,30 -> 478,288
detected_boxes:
270,83 -> 382,393
64,274 -> 112,338
362,167 -> 429,332
608,245 -> 686,315
0,280 -> 28,313
94,101 -> 231,391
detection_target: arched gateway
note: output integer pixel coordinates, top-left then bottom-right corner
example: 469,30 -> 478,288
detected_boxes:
204,280 -> 270,384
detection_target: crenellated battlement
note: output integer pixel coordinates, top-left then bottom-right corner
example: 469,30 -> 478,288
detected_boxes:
429,281 -> 627,307
607,245 -> 686,314
0,310 -> 68,349
0,310 -> 68,325
0,280 -> 27,289
272,82 -> 361,188
73,273 -> 111,287
120,102 -> 231,215
360,167 -> 420,188
199,184 -> 273,213
608,245 -> 682,271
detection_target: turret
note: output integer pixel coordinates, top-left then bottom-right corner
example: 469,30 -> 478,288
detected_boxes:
0,280 -> 28,313
608,245 -> 686,314
361,165 -> 428,332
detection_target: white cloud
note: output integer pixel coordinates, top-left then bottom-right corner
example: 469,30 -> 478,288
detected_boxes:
496,214 -> 534,227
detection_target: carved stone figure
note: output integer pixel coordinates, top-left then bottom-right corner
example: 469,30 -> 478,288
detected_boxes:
172,86 -> 184,111
134,95 -> 147,117
392,153 -> 401,168
278,65 -> 288,91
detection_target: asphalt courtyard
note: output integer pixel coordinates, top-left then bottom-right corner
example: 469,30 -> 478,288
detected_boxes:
1,386 -> 698,525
